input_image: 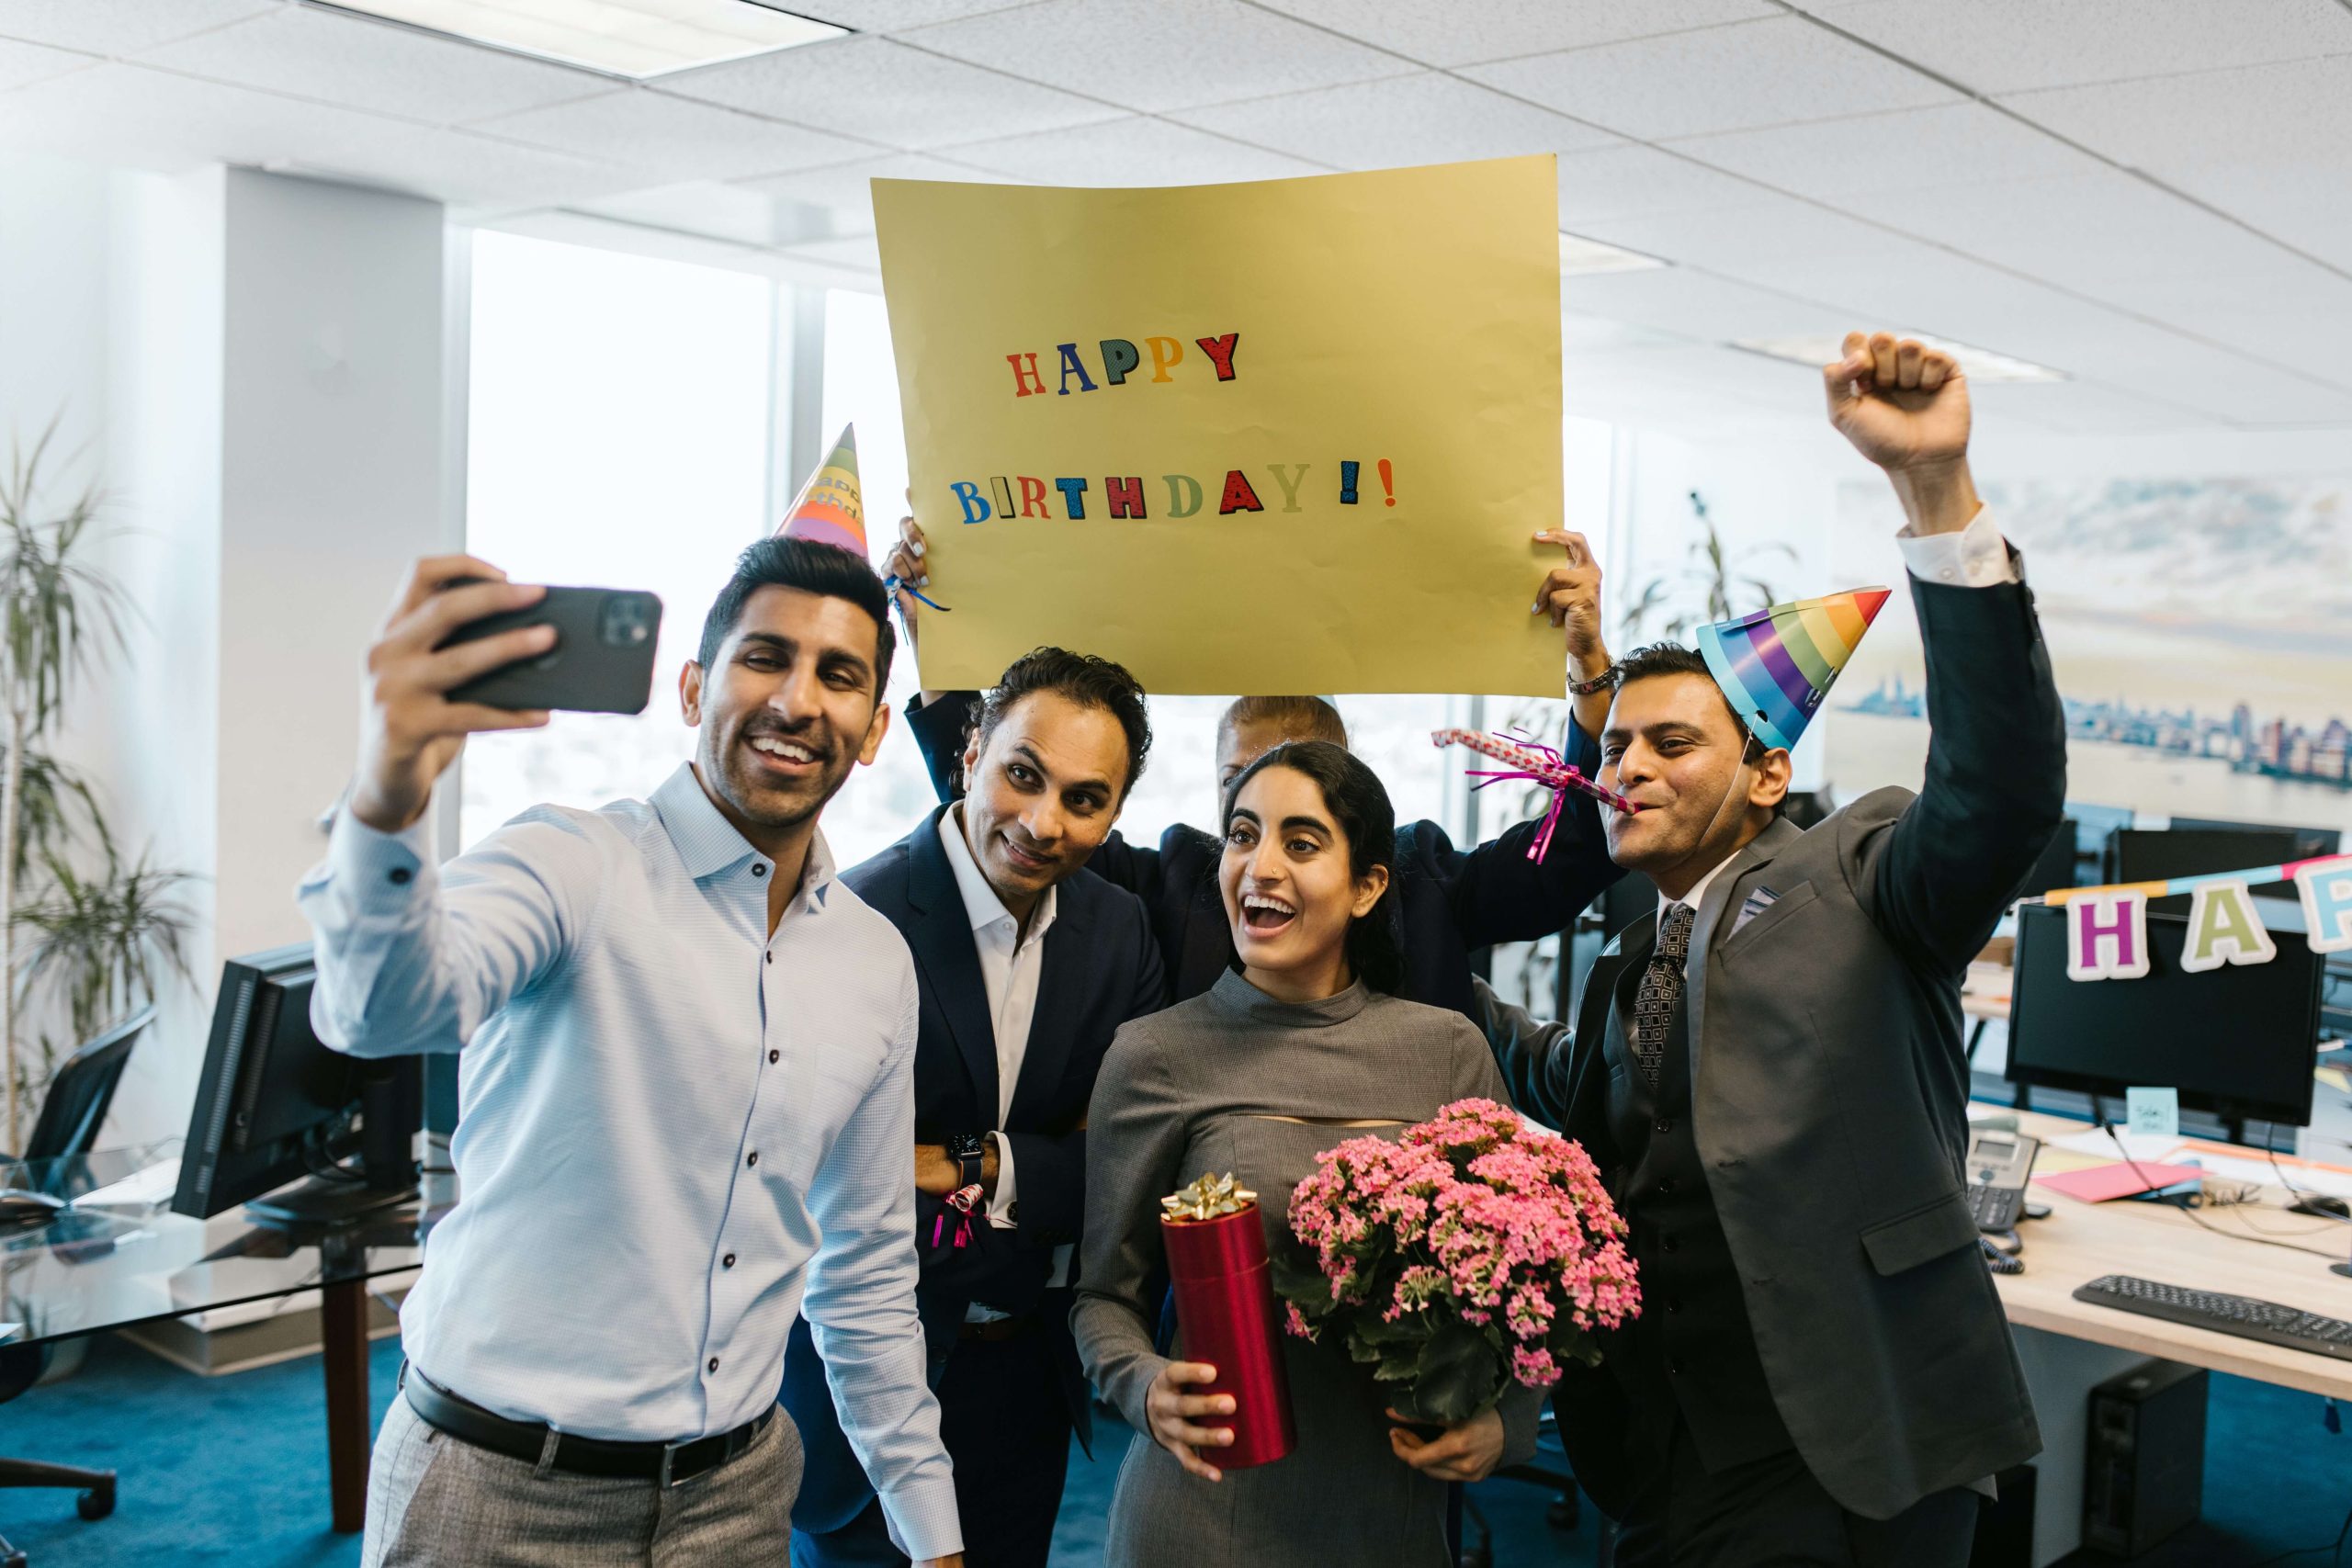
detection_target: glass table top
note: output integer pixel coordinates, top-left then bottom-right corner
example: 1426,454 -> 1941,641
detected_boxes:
0,1142 -> 428,1348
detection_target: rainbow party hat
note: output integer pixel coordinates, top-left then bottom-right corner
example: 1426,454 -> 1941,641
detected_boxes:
1695,587 -> 1891,753
773,424 -> 865,557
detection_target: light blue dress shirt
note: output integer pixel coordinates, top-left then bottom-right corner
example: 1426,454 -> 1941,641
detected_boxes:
298,762 -> 960,1559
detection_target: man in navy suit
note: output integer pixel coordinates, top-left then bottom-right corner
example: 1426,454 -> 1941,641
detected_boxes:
784,647 -> 1166,1568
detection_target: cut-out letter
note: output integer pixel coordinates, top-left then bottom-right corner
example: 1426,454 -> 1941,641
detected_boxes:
1105,476 -> 1146,518
2066,890 -> 2150,981
2297,857 -> 2352,954
1266,463 -> 1310,513
1006,352 -> 1044,397
1164,474 -> 1203,519
949,480 -> 991,525
1194,332 -> 1240,381
2179,880 -> 2277,973
1099,339 -> 1139,386
1055,343 -> 1097,396
990,476 -> 1015,521
1053,477 -> 1089,519
1017,476 -> 1050,518
1218,469 -> 1264,515
1146,336 -> 1184,382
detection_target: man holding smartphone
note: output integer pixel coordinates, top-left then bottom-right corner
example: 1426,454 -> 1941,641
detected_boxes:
300,537 -> 963,1568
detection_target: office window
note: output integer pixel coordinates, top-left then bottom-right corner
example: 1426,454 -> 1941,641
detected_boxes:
459,231 -> 775,850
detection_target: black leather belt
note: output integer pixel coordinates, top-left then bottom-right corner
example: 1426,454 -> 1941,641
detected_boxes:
401,1365 -> 773,1487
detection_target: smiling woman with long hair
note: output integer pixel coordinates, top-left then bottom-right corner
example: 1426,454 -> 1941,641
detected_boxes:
1071,741 -> 1544,1567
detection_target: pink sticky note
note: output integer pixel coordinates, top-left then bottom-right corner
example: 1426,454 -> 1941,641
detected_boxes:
2032,1162 -> 2205,1203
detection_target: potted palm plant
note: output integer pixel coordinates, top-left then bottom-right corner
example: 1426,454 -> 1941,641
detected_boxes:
0,423 -> 194,1153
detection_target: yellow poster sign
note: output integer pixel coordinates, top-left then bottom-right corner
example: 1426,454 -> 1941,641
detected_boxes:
874,154 -> 1564,696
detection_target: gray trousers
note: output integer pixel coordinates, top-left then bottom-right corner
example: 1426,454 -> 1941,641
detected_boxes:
362,1392 -> 802,1567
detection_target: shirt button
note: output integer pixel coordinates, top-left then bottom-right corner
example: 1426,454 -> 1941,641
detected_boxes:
1653,1118 -> 1673,1135
767,1049 -> 780,1065
388,867 -> 412,886
722,1253 -> 736,1269
752,863 -> 766,878
1939,566 -> 1956,581
1660,1234 -> 1679,1254
764,952 -> 773,964
746,1152 -> 758,1168
707,1357 -> 719,1373
1666,1298 -> 1682,1315
1668,1359 -> 1683,1376
1657,1177 -> 1677,1196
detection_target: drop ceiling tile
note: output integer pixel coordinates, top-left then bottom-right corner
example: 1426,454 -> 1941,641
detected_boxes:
781,231 -> 885,272
138,6 -> 604,125
1561,265 -> 1854,344
736,152 -> 1015,228
0,33 -> 86,88
1170,72 -> 1616,170
0,0 -> 279,56
1250,0 -> 1773,69
1805,0 -> 2352,95
658,34 -> 1116,150
570,180 -> 788,246
293,125 -> 650,207
1668,102 -> 2102,199
1555,144 -> 1778,222
1834,172 -> 2352,321
944,114 -> 1325,185
0,59 -> 403,172
1998,56 -> 2352,184
1464,16 -> 1957,141
899,0 -> 1408,114
475,87 -> 877,181
1969,379 -> 2205,434
789,0 -> 1050,31
2153,159 -> 2352,273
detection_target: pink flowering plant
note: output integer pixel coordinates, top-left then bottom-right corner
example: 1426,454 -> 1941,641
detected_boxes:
1275,1098 -> 1640,1424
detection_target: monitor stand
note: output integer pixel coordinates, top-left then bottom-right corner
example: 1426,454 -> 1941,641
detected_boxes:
244,1176 -> 417,1227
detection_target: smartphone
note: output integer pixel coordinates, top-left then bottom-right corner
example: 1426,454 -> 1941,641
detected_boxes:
443,584 -> 663,715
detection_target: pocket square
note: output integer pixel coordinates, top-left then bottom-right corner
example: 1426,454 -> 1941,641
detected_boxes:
1729,886 -> 1781,936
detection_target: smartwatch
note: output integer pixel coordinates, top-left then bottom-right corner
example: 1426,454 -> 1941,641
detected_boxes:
947,1133 -> 988,1194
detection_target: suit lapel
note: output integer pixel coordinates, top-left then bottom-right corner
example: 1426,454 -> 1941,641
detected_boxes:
1006,892 -> 1085,1128
1682,817 -> 1804,1083
907,807 -> 1000,1120
1587,920 -> 1652,1086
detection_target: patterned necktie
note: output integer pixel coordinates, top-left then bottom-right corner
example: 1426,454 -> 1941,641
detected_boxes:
1634,902 -> 1696,1089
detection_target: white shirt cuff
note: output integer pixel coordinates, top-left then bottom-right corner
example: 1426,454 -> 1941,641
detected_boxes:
986,1133 -> 1017,1231
879,1474 -> 964,1562
1896,504 -> 2017,587
312,798 -> 435,915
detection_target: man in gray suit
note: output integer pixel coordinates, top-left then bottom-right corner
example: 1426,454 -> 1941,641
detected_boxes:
1484,329 -> 2065,1566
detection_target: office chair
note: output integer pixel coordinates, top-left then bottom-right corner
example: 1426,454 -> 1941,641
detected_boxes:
0,1008 -> 149,1565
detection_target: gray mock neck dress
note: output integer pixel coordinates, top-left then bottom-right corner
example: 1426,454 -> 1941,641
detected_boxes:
1072,970 -> 1542,1568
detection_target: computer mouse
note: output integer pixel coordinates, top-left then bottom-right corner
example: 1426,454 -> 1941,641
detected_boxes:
2289,1194 -> 2351,1221
0,1190 -> 63,1232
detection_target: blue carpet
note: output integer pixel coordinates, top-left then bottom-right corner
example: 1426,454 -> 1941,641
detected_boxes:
0,1333 -> 2343,1564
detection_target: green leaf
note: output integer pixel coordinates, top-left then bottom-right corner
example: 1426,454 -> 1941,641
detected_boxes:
1393,1321 -> 1504,1424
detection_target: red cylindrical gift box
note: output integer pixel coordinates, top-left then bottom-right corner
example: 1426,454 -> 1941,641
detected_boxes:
1161,1197 -> 1296,1469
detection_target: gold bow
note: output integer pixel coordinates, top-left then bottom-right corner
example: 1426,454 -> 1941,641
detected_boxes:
1160,1171 -> 1258,1222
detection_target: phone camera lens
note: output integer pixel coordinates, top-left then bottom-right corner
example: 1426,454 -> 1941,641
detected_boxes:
599,595 -> 656,648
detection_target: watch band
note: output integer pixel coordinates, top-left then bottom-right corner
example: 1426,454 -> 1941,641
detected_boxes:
947,1133 -> 987,1193
1568,662 -> 1622,697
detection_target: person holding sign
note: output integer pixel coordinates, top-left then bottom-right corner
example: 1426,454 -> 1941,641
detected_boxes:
1478,332 -> 2066,1567
886,516 -> 1624,1028
1072,740 -> 1543,1568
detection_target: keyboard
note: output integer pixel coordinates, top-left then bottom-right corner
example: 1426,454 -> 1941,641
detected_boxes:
2072,1275 -> 2352,1362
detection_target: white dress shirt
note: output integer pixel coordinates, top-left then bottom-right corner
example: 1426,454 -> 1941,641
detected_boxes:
299,763 -> 960,1561
935,806 -> 1077,1300
1654,504 -> 2018,970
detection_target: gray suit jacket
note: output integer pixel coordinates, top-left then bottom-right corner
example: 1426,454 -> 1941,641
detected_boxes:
1486,565 -> 2066,1520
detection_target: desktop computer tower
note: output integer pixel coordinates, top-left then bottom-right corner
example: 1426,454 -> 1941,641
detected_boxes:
2084,1359 -> 2207,1556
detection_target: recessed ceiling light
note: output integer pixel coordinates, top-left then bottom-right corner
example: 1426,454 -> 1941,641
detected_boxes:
315,0 -> 845,80
1731,332 -> 2067,383
1559,231 -> 1667,276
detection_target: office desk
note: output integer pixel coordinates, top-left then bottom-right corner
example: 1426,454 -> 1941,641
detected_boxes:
0,1145 -> 425,1533
1989,1111 -> 2352,1562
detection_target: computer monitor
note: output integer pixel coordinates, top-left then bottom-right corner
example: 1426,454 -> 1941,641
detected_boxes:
2006,902 -> 2323,1131
2169,817 -> 2340,861
171,942 -> 422,1225
2107,826 -> 2311,908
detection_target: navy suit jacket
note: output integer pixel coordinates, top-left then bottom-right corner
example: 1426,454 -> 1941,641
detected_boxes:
781,804 -> 1166,1534
905,693 -> 1623,1024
